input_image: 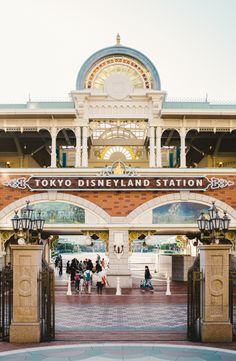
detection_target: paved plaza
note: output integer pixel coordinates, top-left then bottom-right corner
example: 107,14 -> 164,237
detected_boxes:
56,303 -> 187,332
54,271 -> 188,341
55,303 -> 187,341
1,274 -> 236,357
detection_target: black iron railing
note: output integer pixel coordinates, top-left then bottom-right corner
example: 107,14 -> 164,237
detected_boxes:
39,259 -> 55,341
0,269 -> 13,341
229,269 -> 236,340
187,256 -> 202,341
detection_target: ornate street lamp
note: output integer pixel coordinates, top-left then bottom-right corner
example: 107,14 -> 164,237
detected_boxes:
197,202 -> 230,244
197,212 -> 207,233
11,201 -> 45,244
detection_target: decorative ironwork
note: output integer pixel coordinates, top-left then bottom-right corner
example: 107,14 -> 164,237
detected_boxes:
187,256 -> 202,341
197,201 -> 231,245
3,177 -> 28,189
84,54 -> 153,89
229,269 -> 236,340
208,177 -> 234,189
39,259 -> 55,341
0,269 -> 13,341
11,200 -> 45,245
99,161 -> 137,177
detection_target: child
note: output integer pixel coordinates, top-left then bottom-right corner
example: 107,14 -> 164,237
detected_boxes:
74,272 -> 80,293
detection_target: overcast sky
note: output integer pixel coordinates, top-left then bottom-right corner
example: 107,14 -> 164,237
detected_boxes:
0,0 -> 235,103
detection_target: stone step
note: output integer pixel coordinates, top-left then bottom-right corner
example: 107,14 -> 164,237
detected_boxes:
55,330 -> 187,342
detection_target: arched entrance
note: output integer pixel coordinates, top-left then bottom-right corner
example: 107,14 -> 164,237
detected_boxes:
0,192 -> 110,273
56,128 -> 76,167
127,192 -> 236,277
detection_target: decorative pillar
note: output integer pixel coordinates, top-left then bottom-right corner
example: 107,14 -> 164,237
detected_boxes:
106,229 -> 132,288
149,126 -> 155,167
200,245 -> 232,342
156,126 -> 162,168
75,126 -> 81,167
180,128 -> 186,168
10,245 -> 43,343
50,127 -> 57,168
82,126 -> 88,167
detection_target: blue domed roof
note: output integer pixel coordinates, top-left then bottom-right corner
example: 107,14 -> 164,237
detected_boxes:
76,44 -> 161,90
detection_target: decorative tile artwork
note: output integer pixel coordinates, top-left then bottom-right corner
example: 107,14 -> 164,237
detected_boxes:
153,202 -> 209,224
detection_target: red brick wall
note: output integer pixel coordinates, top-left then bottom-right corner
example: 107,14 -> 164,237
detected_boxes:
0,175 -> 236,216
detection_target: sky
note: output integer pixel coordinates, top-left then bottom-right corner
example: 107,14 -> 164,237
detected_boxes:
0,0 -> 236,103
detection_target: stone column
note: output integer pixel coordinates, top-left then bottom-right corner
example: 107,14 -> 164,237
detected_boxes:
75,126 -> 81,167
82,126 -> 88,167
50,127 -> 57,168
149,126 -> 155,167
199,245 -> 232,342
10,245 -> 43,343
180,128 -> 186,168
155,126 -> 162,168
106,229 -> 132,288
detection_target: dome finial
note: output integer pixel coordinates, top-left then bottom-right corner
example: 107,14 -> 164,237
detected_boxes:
116,33 -> 121,45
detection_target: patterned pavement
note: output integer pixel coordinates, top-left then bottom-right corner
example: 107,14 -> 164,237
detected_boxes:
1,344 -> 236,361
56,304 -> 187,332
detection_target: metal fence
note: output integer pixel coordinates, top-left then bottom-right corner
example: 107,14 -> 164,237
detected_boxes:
39,260 -> 55,341
0,269 -> 13,341
229,270 -> 236,340
187,256 -> 202,342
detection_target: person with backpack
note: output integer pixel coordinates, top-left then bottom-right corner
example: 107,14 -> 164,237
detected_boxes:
84,268 -> 92,294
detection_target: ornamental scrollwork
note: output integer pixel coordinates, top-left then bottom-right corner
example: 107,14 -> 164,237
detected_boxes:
3,177 -> 29,190
208,177 -> 234,190
99,161 -> 138,177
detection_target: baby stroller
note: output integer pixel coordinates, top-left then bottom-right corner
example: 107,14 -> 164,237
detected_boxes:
140,279 -> 154,293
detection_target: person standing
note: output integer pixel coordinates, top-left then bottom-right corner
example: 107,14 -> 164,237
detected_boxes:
70,259 -> 77,282
144,265 -> 153,292
84,268 -> 92,294
87,259 -> 93,271
145,265 -> 151,281
59,259 -> 63,276
66,260 -> 71,275
74,272 -> 80,294
96,266 -> 103,294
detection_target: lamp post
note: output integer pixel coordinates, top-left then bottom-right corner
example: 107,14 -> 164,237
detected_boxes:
197,201 -> 230,244
11,201 -> 45,244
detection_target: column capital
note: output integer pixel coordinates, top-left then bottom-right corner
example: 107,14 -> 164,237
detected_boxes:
180,127 -> 186,137
77,120 -> 89,127
50,127 -> 57,137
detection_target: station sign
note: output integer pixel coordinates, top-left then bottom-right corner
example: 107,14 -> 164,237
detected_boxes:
3,175 -> 234,192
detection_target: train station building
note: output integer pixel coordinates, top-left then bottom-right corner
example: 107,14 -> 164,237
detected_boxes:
0,36 -> 236,343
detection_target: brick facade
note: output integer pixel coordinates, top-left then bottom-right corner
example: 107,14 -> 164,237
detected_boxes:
0,174 -> 236,216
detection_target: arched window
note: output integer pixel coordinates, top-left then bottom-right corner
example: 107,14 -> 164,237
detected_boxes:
102,146 -> 133,161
